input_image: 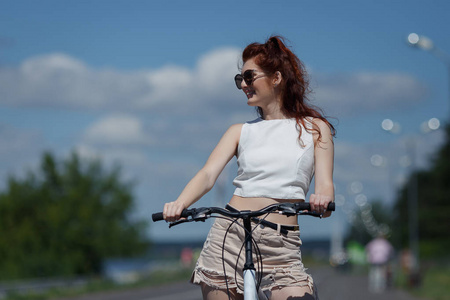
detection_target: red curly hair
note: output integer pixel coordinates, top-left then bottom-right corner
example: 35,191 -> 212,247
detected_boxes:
242,36 -> 336,143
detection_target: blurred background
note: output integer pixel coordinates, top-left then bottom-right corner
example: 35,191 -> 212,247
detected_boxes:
0,0 -> 449,299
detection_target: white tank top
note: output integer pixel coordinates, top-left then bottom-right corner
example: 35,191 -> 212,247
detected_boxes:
233,117 -> 315,200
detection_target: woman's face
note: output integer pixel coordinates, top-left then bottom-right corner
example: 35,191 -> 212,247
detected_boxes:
240,58 -> 277,109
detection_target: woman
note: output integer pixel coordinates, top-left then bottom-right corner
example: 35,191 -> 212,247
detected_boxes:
163,36 -> 335,300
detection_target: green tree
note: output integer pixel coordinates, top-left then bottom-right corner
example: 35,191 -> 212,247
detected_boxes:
393,124 -> 450,258
0,152 -> 149,280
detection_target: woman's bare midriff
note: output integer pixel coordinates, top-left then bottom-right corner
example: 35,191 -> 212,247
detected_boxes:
228,195 -> 304,225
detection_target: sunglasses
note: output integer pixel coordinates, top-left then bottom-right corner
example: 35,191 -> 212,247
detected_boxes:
234,69 -> 266,90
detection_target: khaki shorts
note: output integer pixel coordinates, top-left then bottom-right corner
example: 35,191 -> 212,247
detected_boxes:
190,215 -> 315,296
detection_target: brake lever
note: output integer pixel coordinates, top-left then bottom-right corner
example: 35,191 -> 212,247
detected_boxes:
278,203 -> 297,216
169,218 -> 193,228
298,211 -> 323,218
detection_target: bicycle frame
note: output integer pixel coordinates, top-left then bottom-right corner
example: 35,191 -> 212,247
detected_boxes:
152,202 -> 335,300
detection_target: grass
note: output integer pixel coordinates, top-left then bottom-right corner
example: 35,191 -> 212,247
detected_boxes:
3,267 -> 193,300
412,265 -> 450,300
394,260 -> 450,300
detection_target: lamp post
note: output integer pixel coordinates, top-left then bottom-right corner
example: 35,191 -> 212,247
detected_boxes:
407,33 -> 450,122
382,118 -> 441,284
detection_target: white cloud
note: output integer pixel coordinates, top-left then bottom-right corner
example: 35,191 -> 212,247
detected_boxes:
83,114 -> 152,146
0,48 -> 242,111
76,114 -> 158,184
196,48 -> 242,94
0,49 -> 427,117
312,71 -> 428,116
141,65 -> 193,106
75,143 -> 150,178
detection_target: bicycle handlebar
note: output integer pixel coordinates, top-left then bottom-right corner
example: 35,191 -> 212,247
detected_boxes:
152,202 -> 335,222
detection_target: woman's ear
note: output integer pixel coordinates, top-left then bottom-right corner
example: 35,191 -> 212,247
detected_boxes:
273,71 -> 282,87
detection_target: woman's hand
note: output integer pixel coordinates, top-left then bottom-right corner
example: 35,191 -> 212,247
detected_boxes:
309,194 -> 333,218
163,201 -> 187,222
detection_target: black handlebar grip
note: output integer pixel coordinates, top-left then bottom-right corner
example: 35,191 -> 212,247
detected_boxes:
152,209 -> 191,222
328,202 -> 335,211
298,202 -> 335,211
180,209 -> 190,218
152,212 -> 164,222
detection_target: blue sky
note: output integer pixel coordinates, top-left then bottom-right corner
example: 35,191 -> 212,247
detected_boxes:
1,0 -> 449,242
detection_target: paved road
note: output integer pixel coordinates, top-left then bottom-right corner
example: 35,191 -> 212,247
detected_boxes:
56,267 -> 423,300
56,281 -> 200,300
310,267 -> 421,300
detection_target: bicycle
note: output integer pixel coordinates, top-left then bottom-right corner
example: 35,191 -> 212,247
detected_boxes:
152,202 -> 335,300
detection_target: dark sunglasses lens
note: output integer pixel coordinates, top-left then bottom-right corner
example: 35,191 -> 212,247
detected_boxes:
234,74 -> 243,89
243,70 -> 254,83
234,70 -> 256,89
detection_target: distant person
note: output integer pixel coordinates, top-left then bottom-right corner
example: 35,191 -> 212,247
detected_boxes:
400,248 -> 420,287
180,247 -> 194,268
365,234 -> 394,293
162,36 -> 335,299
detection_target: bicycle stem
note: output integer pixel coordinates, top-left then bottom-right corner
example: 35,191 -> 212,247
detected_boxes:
243,215 -> 259,299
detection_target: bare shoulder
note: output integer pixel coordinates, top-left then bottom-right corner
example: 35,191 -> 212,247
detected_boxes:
228,123 -> 244,132
311,118 -> 331,133
311,118 -> 333,145
223,123 -> 243,143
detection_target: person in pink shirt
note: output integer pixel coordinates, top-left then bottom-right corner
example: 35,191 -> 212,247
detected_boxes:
365,234 -> 394,293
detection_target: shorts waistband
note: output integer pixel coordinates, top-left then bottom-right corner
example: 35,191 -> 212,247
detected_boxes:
225,204 -> 299,235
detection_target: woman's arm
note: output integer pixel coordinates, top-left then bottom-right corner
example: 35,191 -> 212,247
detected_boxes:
163,124 -> 242,222
309,118 -> 334,218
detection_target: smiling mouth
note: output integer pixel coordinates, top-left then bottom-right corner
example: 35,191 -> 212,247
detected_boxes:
245,90 -> 255,98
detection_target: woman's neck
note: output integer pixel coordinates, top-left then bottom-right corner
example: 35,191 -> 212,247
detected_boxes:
260,102 -> 287,120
